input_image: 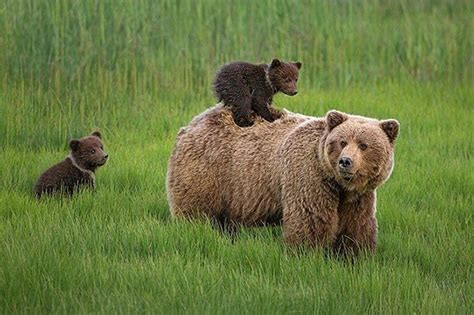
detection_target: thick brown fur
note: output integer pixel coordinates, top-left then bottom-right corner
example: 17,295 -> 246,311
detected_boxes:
213,59 -> 302,127
34,131 -> 108,198
167,106 -> 399,257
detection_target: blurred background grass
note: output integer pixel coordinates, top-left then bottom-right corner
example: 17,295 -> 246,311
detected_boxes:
1,0 -> 472,88
0,0 -> 472,148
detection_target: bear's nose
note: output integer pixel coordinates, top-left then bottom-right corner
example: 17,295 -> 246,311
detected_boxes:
338,157 -> 353,169
293,91 -> 298,95
104,154 -> 109,159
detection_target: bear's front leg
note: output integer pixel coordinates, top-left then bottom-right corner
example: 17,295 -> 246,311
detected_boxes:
229,94 -> 254,127
268,106 -> 284,120
251,94 -> 275,123
333,191 -> 377,257
282,186 -> 339,249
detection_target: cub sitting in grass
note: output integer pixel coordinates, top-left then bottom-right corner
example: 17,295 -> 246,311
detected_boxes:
34,131 -> 108,198
213,59 -> 302,127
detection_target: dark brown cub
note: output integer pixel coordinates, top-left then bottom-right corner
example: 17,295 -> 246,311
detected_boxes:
213,59 -> 302,127
34,131 -> 108,198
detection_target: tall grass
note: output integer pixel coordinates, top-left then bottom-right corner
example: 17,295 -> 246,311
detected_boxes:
1,0 -> 472,91
0,0 -> 472,313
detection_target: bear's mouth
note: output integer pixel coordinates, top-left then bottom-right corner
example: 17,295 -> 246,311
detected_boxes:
97,159 -> 107,166
94,158 -> 108,167
339,171 -> 355,181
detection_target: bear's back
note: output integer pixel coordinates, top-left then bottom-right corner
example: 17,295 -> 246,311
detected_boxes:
34,158 -> 92,197
167,105 -> 313,223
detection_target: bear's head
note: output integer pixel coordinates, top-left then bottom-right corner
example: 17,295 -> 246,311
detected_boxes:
69,131 -> 108,171
268,59 -> 302,96
320,110 -> 399,193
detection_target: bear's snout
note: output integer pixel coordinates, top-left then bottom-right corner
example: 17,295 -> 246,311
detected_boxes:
338,156 -> 353,170
96,153 -> 108,166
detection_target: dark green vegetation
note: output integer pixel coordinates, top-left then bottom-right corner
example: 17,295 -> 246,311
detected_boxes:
0,0 -> 472,313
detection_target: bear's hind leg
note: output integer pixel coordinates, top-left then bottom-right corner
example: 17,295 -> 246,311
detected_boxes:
211,209 -> 240,240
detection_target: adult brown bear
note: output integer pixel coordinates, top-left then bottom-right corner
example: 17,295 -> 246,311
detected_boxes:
166,106 -> 399,256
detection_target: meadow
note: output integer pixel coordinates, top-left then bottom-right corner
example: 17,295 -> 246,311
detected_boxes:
0,0 -> 472,313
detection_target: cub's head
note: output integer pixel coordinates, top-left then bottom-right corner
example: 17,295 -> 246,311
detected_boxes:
69,131 -> 108,171
321,110 -> 399,192
268,58 -> 302,96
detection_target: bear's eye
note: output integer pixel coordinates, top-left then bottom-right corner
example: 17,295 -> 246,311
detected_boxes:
295,78 -> 298,82
90,149 -> 96,154
359,143 -> 368,151
340,141 -> 348,148
100,145 -> 103,150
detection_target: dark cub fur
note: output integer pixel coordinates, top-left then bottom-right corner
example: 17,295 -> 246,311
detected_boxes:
34,131 -> 108,198
213,59 -> 302,127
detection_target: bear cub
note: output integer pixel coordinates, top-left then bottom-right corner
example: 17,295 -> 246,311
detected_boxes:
34,131 -> 108,198
213,59 -> 302,127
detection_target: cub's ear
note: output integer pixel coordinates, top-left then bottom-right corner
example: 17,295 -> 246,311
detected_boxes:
270,59 -> 281,68
69,139 -> 80,151
380,119 -> 400,144
326,110 -> 349,131
294,61 -> 302,69
91,130 -> 102,139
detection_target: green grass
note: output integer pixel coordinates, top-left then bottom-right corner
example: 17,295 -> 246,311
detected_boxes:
0,0 -> 473,313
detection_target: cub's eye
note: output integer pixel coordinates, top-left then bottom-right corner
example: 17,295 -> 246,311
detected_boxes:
100,145 -> 103,150
90,149 -> 96,154
286,78 -> 292,82
295,78 -> 298,82
340,141 -> 348,148
359,143 -> 368,151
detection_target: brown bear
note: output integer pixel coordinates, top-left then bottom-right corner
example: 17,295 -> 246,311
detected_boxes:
213,59 -> 302,127
166,106 -> 399,256
34,131 -> 108,198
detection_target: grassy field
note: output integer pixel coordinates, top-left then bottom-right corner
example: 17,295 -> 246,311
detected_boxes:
0,0 -> 473,313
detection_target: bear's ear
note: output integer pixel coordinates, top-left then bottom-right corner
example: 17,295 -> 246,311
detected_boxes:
91,130 -> 102,139
294,61 -> 302,69
270,59 -> 281,68
69,139 -> 80,151
326,110 -> 349,131
380,119 -> 400,144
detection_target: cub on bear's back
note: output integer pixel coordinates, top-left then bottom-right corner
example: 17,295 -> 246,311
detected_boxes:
34,131 -> 108,198
167,106 -> 400,257
213,59 -> 302,127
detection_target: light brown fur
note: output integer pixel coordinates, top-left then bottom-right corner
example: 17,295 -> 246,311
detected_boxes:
166,105 -> 399,256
